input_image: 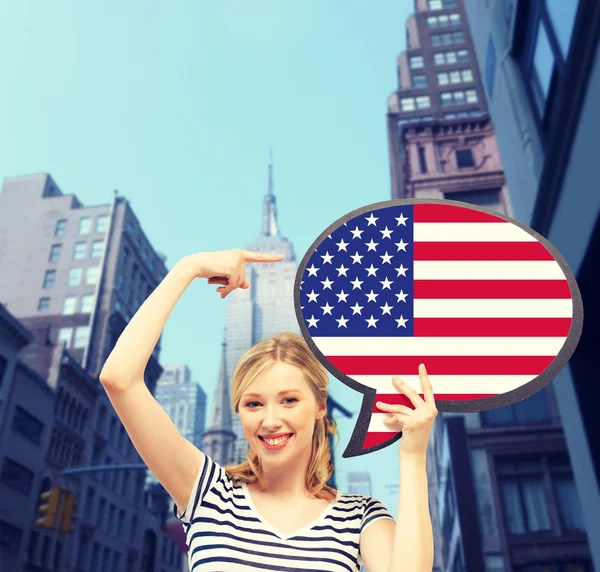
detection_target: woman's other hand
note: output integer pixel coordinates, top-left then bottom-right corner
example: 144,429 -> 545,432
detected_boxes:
376,364 -> 438,458
182,249 -> 285,298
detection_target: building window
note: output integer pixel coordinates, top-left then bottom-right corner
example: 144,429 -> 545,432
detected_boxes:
91,240 -> 104,259
457,49 -> 468,62
412,74 -> 427,88
431,31 -> 465,47
462,69 -> 474,82
81,294 -> 94,314
85,266 -> 100,285
545,0 -> 578,58
38,298 -> 50,311
418,146 -> 428,173
58,327 -> 72,346
73,242 -> 87,260
48,244 -> 62,262
416,95 -> 431,109
444,188 -> 503,212
0,457 -> 34,495
0,520 -> 23,555
440,89 -> 477,106
427,13 -> 460,28
517,0 -> 580,124
409,55 -> 424,69
401,97 -> 416,111
74,326 -> 91,349
68,268 -> 82,287
438,69 -> 473,86
42,270 -> 56,289
54,220 -> 67,237
481,388 -> 550,425
95,215 -> 109,233
79,217 -> 92,234
496,453 -> 585,536
429,0 -> 457,9
62,296 -> 77,315
456,149 -> 475,168
11,407 -> 44,445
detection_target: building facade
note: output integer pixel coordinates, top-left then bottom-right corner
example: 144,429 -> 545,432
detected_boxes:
0,174 -> 182,571
386,1 -> 595,570
462,0 -> 600,569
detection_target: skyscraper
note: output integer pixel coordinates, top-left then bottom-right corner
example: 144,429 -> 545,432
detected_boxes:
385,1 -> 595,570
387,0 -> 510,215
461,0 -> 600,569
202,158 -> 353,486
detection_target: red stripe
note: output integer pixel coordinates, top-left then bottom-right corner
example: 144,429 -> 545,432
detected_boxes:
413,241 -> 554,260
413,204 -> 506,223
328,355 -> 554,375
413,279 -> 572,299
372,393 -> 497,412
413,317 -> 572,336
363,432 -> 401,449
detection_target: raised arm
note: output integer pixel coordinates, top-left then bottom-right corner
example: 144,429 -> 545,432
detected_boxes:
99,249 -> 284,513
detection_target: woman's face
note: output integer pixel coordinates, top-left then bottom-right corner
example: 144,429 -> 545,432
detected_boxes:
239,361 -> 326,465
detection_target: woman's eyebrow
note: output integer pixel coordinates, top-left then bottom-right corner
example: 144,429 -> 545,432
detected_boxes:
243,389 -> 302,398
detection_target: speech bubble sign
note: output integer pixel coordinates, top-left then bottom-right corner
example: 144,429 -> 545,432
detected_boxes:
294,199 -> 583,457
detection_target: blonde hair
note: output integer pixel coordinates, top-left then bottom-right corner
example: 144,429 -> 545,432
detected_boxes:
224,332 -> 340,501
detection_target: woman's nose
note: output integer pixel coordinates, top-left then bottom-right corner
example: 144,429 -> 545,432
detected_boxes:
262,406 -> 282,428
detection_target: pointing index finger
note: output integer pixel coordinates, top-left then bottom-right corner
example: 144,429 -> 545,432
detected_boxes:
241,250 -> 285,263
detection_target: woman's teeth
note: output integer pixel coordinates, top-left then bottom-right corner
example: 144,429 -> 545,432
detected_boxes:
263,434 -> 291,445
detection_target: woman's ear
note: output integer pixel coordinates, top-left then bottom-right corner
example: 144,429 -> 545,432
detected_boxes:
317,402 -> 327,420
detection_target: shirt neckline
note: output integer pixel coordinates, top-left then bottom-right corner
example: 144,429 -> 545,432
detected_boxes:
239,481 -> 342,541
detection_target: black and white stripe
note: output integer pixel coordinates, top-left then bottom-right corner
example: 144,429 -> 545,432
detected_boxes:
174,454 -> 395,571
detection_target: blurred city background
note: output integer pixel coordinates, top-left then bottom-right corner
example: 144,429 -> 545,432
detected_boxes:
0,0 -> 598,570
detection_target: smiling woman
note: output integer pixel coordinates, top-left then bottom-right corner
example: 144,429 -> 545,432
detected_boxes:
99,249 -> 398,572
177,331 -> 397,571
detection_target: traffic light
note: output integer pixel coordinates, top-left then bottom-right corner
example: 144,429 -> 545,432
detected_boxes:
35,487 -> 61,529
59,492 -> 77,533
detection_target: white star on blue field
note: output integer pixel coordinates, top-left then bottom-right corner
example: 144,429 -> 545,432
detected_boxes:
300,206 -> 414,337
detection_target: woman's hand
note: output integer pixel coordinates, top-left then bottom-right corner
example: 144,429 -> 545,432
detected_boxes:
182,249 -> 284,299
376,364 -> 438,458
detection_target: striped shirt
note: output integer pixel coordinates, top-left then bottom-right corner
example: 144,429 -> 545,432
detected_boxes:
174,454 -> 395,571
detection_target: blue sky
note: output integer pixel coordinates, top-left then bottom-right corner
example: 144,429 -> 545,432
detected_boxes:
0,0 -> 414,511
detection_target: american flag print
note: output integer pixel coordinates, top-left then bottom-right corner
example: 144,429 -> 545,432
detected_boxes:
295,200 -> 582,457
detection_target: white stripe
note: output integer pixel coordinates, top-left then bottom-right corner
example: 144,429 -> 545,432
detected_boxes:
353,375 -> 534,394
369,413 -> 401,433
413,298 -> 573,317
412,260 -> 565,280
413,222 -> 537,242
314,336 -> 566,355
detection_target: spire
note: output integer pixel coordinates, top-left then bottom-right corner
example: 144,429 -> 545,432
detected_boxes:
207,330 -> 232,432
261,149 -> 279,236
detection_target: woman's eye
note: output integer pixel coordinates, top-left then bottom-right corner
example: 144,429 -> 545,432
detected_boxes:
245,398 -> 297,408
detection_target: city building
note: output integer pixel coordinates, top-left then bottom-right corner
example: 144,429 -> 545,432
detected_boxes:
346,472 -> 372,496
461,0 -> 600,569
202,159 -> 353,490
0,174 -> 181,570
386,1 -> 595,570
148,363 -> 207,487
